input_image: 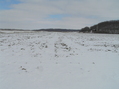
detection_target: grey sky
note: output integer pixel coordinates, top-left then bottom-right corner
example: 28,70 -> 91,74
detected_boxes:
0,0 -> 119,29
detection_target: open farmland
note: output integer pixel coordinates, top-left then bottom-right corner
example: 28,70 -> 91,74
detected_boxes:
0,31 -> 119,89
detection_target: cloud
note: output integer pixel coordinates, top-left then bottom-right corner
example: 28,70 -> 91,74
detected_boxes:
0,0 -> 119,29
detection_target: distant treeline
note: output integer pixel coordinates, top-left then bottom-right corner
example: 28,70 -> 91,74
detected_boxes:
34,28 -> 80,32
80,20 -> 119,34
1,20 -> 119,34
0,29 -> 25,31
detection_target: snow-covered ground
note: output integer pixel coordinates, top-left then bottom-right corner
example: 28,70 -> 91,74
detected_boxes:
0,31 -> 119,89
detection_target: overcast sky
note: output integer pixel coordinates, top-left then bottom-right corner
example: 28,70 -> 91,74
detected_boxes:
0,0 -> 119,29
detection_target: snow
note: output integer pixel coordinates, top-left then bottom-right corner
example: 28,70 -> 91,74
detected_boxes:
0,31 -> 119,89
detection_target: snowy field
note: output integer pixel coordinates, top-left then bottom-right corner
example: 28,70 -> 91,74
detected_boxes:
0,31 -> 119,89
